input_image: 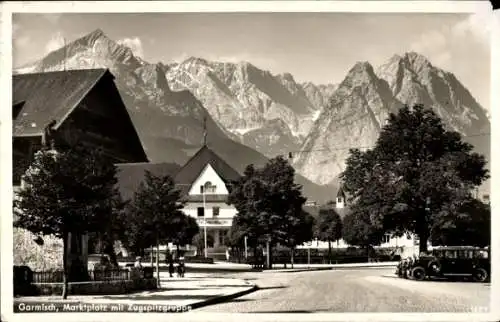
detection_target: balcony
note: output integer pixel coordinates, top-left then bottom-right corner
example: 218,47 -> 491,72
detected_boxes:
196,217 -> 232,227
187,194 -> 228,203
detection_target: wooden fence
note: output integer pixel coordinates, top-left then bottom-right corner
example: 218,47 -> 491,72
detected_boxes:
32,269 -> 131,283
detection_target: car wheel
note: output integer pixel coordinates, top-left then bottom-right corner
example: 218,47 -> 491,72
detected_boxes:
411,267 -> 426,281
472,268 -> 488,282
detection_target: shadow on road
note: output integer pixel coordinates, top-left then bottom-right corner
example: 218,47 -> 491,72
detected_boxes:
384,275 -> 490,284
225,298 -> 255,303
256,285 -> 288,290
251,310 -> 314,313
100,292 -> 223,301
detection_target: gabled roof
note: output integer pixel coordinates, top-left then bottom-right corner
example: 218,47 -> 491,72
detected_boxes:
13,69 -> 110,136
116,162 -> 182,201
174,145 -> 241,195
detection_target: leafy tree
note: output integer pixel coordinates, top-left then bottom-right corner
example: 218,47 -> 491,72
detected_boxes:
89,190 -> 129,266
342,206 -> 385,253
314,206 -> 343,263
125,171 -> 186,255
226,219 -> 247,248
228,156 -> 308,268
279,210 -> 315,268
227,164 -> 267,261
14,144 -> 118,299
341,105 -> 488,252
431,198 -> 490,247
192,232 -> 214,256
170,213 -> 199,253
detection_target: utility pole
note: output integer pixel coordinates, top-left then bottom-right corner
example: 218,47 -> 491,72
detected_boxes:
203,187 -> 208,258
244,235 -> 248,259
266,236 -> 270,269
156,239 -> 160,287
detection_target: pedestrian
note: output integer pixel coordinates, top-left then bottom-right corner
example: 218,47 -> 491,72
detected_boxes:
168,256 -> 175,277
177,257 -> 185,278
134,256 -> 143,269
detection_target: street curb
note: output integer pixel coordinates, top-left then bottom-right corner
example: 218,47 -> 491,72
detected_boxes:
189,285 -> 258,310
262,263 -> 398,273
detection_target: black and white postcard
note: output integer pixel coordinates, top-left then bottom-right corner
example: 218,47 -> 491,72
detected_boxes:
1,1 -> 498,322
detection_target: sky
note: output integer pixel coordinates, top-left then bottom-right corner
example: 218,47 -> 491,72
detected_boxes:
12,11 -> 491,111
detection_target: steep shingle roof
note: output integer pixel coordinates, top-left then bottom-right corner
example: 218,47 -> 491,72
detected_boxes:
174,145 -> 241,195
13,69 -> 109,136
116,162 -> 182,201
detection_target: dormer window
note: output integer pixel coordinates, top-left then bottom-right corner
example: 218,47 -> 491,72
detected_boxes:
202,181 -> 216,193
337,197 -> 343,204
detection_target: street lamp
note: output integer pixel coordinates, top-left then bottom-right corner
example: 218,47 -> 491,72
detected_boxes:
202,187 -> 208,258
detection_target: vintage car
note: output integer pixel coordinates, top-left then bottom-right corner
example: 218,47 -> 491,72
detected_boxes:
396,246 -> 490,282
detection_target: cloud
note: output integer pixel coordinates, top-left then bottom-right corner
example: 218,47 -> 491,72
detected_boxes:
117,37 -> 144,58
12,23 -> 31,49
42,13 -> 62,25
408,12 -> 491,111
451,11 -> 491,46
409,12 -> 491,68
410,29 -> 452,66
45,32 -> 65,54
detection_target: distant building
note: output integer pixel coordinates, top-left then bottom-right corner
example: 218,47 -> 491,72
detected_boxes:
299,185 -> 418,255
13,69 -> 148,272
117,145 -> 241,257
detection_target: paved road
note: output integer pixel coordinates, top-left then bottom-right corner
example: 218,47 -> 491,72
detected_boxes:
196,268 -> 490,313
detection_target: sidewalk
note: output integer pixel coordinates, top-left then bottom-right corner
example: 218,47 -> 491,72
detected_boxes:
13,272 -> 257,312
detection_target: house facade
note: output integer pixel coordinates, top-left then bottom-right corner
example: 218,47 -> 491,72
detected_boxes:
171,145 -> 241,255
116,145 -> 241,257
181,163 -> 237,248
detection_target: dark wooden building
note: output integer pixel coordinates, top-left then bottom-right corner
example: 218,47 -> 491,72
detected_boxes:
13,68 -> 148,186
12,68 -> 149,277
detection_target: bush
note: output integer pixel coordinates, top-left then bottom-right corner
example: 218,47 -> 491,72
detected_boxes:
143,267 -> 154,279
13,265 -> 34,296
185,256 -> 214,264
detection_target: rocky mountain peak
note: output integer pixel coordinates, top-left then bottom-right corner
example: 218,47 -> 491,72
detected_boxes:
279,72 -> 296,83
403,51 -> 433,73
343,61 -> 378,84
181,56 -> 210,67
80,28 -> 107,46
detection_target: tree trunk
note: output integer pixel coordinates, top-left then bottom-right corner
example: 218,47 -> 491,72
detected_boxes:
150,246 -> 154,267
271,243 -> 275,269
265,240 -> 271,269
104,237 -> 118,267
156,237 -> 160,287
177,244 -> 180,259
62,231 -> 69,299
290,246 -> 295,269
328,240 -> 332,264
419,232 -> 429,253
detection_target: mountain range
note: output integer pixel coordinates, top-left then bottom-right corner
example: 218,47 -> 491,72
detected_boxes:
15,29 -> 491,200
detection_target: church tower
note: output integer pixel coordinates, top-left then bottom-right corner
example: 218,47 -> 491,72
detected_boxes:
336,185 -> 346,209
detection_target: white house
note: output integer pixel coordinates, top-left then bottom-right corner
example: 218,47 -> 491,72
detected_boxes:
173,145 -> 241,251
117,144 -> 242,257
